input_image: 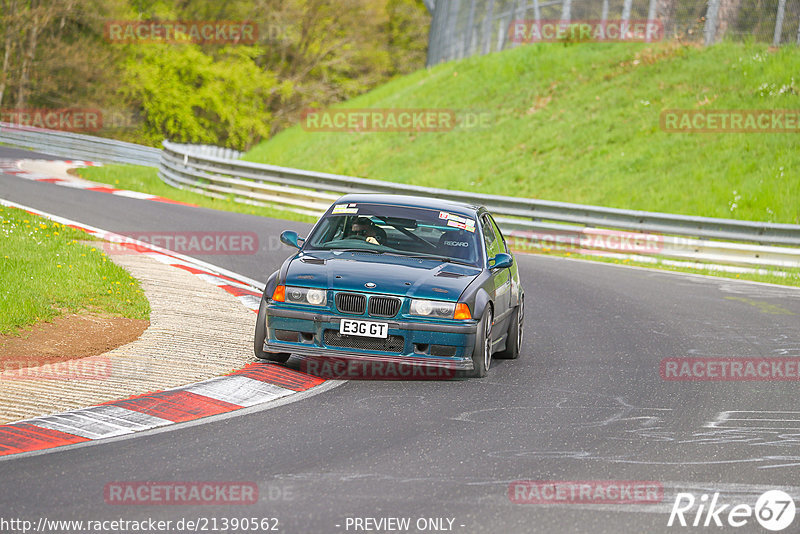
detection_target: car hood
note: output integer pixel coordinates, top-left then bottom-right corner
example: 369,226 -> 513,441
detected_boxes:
284,251 -> 481,301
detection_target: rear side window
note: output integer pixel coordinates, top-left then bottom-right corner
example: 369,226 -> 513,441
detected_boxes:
481,215 -> 502,258
487,215 -> 509,254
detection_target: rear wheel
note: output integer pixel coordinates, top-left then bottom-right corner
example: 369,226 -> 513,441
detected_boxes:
468,308 -> 493,378
496,297 -> 523,360
254,293 -> 291,363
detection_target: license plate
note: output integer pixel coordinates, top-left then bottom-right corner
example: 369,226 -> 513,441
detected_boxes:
339,319 -> 389,338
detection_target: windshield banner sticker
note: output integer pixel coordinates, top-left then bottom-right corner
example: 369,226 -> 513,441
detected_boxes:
332,203 -> 359,215
439,211 -> 476,232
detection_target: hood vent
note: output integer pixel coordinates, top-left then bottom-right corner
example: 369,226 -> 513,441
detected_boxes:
301,257 -> 325,265
435,271 -> 466,278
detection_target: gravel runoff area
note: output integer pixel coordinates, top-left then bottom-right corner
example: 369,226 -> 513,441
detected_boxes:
0,245 -> 258,424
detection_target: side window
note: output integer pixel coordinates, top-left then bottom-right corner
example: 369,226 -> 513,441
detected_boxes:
488,215 -> 509,254
481,215 -> 502,258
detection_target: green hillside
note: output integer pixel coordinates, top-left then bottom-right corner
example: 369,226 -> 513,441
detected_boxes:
245,41 -> 799,224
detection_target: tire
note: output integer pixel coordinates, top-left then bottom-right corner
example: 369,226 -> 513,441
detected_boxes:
468,308 -> 493,378
254,293 -> 291,363
496,297 -> 523,360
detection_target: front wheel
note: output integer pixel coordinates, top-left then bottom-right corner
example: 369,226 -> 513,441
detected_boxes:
254,293 -> 291,363
468,308 -> 493,378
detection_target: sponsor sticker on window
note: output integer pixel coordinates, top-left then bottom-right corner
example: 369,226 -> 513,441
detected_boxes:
438,211 -> 476,232
332,203 -> 359,215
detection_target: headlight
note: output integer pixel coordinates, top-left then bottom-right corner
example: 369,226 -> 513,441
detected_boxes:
285,286 -> 327,306
306,289 -> 326,305
409,299 -> 456,318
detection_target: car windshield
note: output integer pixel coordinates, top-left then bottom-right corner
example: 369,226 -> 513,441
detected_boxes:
304,202 -> 481,265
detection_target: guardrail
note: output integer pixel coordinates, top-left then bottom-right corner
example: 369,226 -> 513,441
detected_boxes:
0,122 -> 161,167
159,140 -> 800,257
502,224 -> 800,270
1,123 -> 798,271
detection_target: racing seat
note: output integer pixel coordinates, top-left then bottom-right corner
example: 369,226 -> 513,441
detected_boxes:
437,231 -> 473,261
373,225 -> 388,245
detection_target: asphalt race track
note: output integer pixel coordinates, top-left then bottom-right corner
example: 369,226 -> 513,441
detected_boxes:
2,147 -> 800,534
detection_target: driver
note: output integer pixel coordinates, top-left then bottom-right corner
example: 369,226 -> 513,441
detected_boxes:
351,217 -> 382,245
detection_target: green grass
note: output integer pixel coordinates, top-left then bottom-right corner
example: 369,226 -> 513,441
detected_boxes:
74,165 -> 316,223
0,206 -> 150,335
245,40 -> 799,224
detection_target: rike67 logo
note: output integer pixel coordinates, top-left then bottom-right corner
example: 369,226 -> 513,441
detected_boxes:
668,490 -> 796,531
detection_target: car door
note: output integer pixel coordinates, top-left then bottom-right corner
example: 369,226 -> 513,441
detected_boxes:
481,214 -> 512,332
488,214 -> 520,320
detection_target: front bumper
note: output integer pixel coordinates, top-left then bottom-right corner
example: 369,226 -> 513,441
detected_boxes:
264,305 -> 478,371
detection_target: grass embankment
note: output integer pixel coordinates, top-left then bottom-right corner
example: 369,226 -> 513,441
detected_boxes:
0,205 -> 150,335
246,40 -> 799,225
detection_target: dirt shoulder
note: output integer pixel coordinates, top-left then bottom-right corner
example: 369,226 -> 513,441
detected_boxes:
0,312 -> 149,369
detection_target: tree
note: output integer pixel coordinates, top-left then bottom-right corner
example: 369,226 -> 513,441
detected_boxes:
120,44 -> 277,148
1,0 -> 431,146
0,0 -> 127,112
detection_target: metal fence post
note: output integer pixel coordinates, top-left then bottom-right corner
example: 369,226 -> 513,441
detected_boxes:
773,0 -> 787,46
510,0 -> 522,48
601,0 -> 609,22
647,0 -> 657,22
465,0 -> 477,55
704,0 -> 721,45
500,0 -> 517,50
622,0 -> 633,22
561,0 -> 571,22
647,0 -> 658,41
533,0 -> 541,21
797,17 -> 800,44
621,0 -> 633,40
482,0 -> 495,54
497,18 -> 505,50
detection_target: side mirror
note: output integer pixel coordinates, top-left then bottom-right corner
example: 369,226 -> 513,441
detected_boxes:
280,230 -> 304,249
490,253 -> 513,269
